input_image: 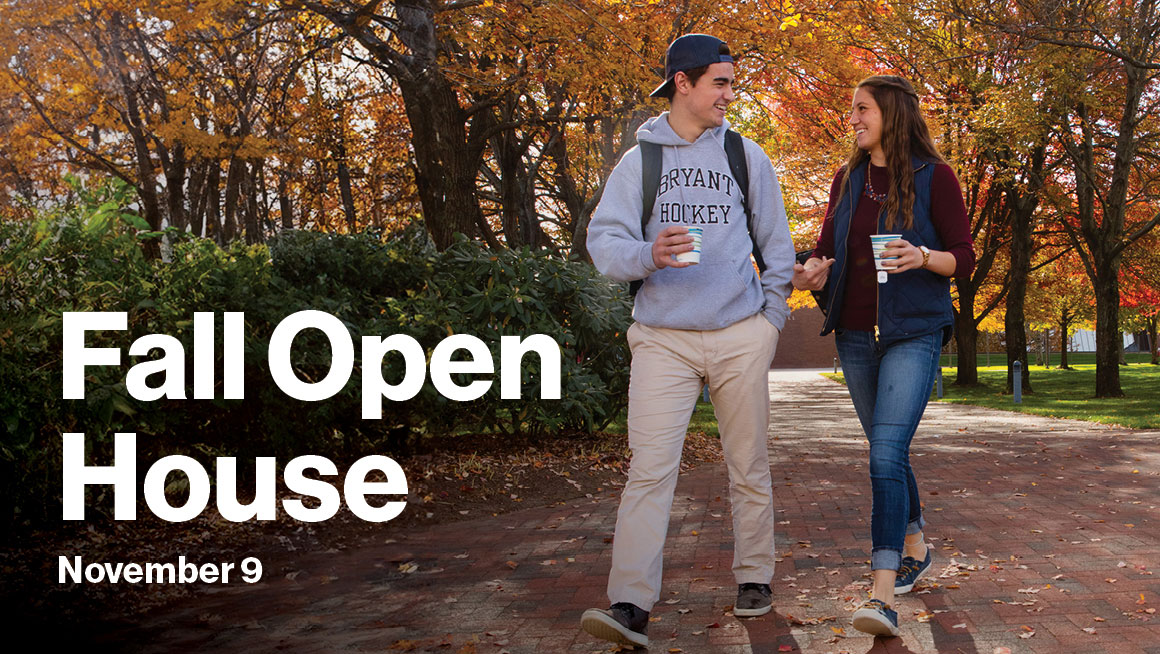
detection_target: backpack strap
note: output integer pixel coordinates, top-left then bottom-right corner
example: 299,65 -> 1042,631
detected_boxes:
630,130 -> 764,298
629,141 -> 663,297
724,129 -> 766,273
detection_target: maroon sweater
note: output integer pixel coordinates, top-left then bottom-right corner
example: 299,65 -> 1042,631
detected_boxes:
811,162 -> 974,331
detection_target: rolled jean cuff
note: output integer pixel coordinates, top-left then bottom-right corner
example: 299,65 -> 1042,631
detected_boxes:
906,516 -> 925,536
871,547 -> 902,572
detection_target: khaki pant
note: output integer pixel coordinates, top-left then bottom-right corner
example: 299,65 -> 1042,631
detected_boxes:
608,312 -> 780,610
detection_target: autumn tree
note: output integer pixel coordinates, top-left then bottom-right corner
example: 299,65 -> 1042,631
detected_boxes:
1121,231 -> 1160,364
0,0 -> 340,248
1024,250 -> 1095,369
951,0 -> 1160,397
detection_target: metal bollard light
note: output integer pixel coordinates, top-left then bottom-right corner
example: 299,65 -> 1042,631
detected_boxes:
936,366 -> 943,398
1013,360 -> 1022,404
834,357 -> 839,374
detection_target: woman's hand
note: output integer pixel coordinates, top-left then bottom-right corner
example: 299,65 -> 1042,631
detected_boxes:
792,256 -> 833,291
882,239 -> 923,273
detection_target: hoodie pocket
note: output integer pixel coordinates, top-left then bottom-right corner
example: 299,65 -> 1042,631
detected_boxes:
637,261 -> 755,328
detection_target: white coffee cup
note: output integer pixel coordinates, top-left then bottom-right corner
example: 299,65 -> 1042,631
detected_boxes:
870,233 -> 902,270
675,227 -> 703,264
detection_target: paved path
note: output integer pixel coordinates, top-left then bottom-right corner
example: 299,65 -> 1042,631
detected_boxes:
104,371 -> 1160,653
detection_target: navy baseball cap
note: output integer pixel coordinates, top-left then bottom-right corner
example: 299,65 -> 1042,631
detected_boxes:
650,34 -> 733,99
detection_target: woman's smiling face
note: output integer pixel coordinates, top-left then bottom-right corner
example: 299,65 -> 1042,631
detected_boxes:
850,86 -> 883,156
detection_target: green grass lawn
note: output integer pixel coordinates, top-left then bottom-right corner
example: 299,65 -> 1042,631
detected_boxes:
604,398 -> 720,438
825,353 -> 1160,429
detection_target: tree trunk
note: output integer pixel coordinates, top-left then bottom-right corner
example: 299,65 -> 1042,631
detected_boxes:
163,143 -> 188,231
335,136 -> 357,233
953,292 -> 979,386
278,172 -> 295,230
223,156 -> 243,242
543,124 -> 585,256
1093,271 -> 1124,396
1058,313 -> 1071,370
1005,213 -> 1034,394
1042,329 -> 1051,368
396,73 -> 482,248
188,161 -> 207,236
1149,316 -> 1158,365
105,12 -> 162,259
206,160 -> 223,244
244,159 -> 262,244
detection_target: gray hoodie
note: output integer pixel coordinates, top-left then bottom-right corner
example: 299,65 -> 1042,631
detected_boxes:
587,114 -> 795,331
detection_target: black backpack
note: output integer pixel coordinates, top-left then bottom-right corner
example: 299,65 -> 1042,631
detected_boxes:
628,129 -> 767,296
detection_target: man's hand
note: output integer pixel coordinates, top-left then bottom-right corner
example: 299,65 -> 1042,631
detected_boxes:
651,225 -> 695,269
792,256 -> 833,291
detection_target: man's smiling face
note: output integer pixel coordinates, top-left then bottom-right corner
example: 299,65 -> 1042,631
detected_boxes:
678,62 -> 735,134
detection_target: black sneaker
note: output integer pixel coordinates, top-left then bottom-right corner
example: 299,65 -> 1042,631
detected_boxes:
734,582 -> 772,617
580,602 -> 649,648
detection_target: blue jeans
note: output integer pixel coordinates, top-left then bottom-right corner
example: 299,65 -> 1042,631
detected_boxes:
835,329 -> 941,572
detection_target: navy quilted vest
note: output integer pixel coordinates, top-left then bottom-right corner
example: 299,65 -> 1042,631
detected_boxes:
819,157 -> 954,346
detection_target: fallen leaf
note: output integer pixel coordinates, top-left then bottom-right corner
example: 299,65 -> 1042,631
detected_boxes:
505,561 -> 518,570
778,647 -> 794,652
1083,627 -> 1097,634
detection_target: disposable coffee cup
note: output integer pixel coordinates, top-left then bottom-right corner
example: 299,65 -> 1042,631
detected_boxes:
675,227 -> 703,264
870,233 -> 902,271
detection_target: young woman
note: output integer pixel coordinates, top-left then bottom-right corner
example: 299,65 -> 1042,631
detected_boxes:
793,75 -> 975,636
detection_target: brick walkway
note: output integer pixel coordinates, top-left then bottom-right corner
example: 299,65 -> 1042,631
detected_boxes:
104,371 -> 1160,654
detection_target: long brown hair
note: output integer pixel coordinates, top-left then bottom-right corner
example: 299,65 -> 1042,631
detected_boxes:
838,75 -> 946,231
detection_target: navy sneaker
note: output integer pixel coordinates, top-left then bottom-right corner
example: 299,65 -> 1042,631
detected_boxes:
895,546 -> 933,594
581,602 -> 649,648
852,598 -> 900,636
734,582 -> 772,617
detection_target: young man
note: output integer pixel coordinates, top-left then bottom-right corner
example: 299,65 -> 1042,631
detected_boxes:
581,34 -> 795,648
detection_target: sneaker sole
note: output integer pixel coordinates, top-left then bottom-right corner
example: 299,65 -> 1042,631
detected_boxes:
733,603 -> 772,617
580,609 -> 648,648
852,609 -> 900,637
